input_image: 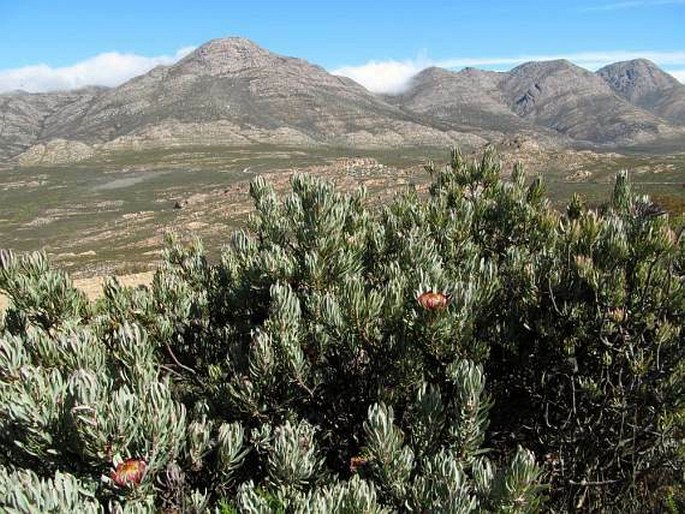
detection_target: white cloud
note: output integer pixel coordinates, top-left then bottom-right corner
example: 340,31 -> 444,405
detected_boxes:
332,56 -> 431,95
333,50 -> 685,93
435,50 -> 685,71
670,70 -> 685,83
0,46 -> 195,93
2,45 -> 682,96
582,0 -> 685,11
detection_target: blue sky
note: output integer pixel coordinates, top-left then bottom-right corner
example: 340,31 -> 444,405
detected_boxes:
1,0 -> 684,93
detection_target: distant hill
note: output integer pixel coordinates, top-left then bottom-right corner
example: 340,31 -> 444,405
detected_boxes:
51,38 -> 480,149
387,67 -> 536,134
0,87 -> 105,163
1,38 -> 683,165
389,59 -> 682,146
597,58 -> 685,124
497,59 -> 669,144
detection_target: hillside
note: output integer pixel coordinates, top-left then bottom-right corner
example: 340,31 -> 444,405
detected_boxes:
50,38 -> 481,151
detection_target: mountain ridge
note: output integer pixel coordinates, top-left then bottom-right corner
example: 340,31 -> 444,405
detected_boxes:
496,59 -> 670,144
1,37 -> 683,165
598,58 -> 685,124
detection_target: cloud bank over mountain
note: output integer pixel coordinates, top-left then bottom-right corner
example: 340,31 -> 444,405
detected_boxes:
1,45 -> 683,96
331,53 -> 432,94
334,50 -> 685,94
0,47 -> 195,93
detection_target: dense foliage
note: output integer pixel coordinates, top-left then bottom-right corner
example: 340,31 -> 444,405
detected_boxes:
0,148 -> 682,512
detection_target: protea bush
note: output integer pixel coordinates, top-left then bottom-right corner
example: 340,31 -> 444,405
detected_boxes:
0,147 -> 682,512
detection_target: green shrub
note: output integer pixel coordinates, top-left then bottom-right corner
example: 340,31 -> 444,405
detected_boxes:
0,147 -> 682,512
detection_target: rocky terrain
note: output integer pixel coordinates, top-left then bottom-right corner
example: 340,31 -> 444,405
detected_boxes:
1,38 -> 685,165
1,39 -> 484,166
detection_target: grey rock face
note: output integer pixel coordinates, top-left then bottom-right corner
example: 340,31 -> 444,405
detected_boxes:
389,59 -> 683,146
597,59 -> 685,124
387,66 -> 565,146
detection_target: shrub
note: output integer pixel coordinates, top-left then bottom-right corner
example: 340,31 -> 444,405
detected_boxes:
0,147 -> 682,512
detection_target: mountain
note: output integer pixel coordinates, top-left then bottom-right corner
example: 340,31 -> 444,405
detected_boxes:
386,66 -> 570,146
389,67 -> 527,132
597,59 -> 685,124
34,38 -> 481,154
390,59 -> 682,146
496,60 -> 670,144
1,38 -> 684,166
0,87 -> 105,163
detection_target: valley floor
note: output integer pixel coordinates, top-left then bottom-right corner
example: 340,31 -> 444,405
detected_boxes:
1,144 -> 683,279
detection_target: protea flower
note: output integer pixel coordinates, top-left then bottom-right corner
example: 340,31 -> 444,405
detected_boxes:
608,307 -> 626,323
349,455 -> 369,473
416,290 -> 451,311
111,458 -> 146,488
574,255 -> 593,270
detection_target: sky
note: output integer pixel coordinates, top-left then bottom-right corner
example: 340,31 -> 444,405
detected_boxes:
0,0 -> 684,94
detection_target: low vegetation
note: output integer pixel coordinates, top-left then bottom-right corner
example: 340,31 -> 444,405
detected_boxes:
0,148 -> 682,512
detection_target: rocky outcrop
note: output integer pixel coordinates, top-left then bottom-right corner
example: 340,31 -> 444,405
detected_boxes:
17,139 -> 94,166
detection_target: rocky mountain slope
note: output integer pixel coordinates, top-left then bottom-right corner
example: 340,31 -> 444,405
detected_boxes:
0,87 -> 104,163
598,58 -> 685,124
388,67 -> 529,132
49,38 -> 483,152
391,58 -> 683,146
497,60 -> 671,144
1,38 -> 683,166
386,66 -> 572,147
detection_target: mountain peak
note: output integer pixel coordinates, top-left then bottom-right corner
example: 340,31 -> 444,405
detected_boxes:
174,37 -> 274,75
611,58 -> 673,73
598,59 -> 681,98
597,59 -> 685,122
409,66 -> 501,86
621,58 -> 659,67
196,37 -> 267,54
2,38 -> 684,165
510,59 -> 583,76
412,66 -> 454,81
598,58 -> 673,77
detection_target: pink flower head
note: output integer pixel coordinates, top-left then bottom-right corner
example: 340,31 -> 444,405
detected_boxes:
417,291 -> 450,311
111,458 -> 146,488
